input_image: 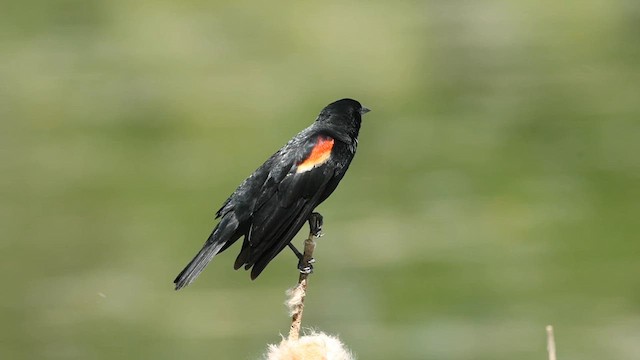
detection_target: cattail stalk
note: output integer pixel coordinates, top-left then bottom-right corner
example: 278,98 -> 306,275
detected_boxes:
287,213 -> 322,341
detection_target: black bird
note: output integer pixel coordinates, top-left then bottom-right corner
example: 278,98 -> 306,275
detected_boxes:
174,98 -> 370,289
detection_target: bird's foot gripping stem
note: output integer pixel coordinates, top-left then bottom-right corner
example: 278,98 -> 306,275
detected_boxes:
293,212 -> 323,275
288,243 -> 315,273
298,262 -> 314,275
308,212 -> 323,237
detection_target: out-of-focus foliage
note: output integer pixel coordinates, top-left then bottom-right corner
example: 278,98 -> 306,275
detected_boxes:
1,1 -> 639,359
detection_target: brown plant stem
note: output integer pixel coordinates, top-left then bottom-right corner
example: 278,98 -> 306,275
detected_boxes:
287,212 -> 323,341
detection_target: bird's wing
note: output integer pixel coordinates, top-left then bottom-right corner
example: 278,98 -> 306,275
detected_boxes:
233,134 -> 338,278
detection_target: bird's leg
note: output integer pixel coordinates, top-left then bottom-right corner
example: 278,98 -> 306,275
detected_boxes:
289,242 -> 314,273
296,212 -> 323,274
308,212 -> 323,237
288,242 -> 304,261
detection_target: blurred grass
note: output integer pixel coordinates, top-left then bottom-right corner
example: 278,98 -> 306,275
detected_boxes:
1,0 -> 640,359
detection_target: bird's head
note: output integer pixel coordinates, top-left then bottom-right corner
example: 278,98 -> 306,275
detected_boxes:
317,98 -> 370,132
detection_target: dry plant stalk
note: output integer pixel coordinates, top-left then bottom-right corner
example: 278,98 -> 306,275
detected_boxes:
287,213 -> 323,341
546,325 -> 557,360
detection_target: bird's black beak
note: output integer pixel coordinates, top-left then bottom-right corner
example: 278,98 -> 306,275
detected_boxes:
360,106 -> 371,115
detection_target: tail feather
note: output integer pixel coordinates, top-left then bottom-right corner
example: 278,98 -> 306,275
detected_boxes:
234,241 -> 251,270
174,216 -> 239,290
173,241 -> 226,290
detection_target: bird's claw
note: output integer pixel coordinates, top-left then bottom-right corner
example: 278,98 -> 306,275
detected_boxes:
298,261 -> 314,274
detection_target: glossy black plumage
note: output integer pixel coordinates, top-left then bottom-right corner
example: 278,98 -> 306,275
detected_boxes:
174,99 -> 369,289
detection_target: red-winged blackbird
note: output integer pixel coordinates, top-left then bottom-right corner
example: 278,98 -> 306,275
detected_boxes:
174,98 -> 370,289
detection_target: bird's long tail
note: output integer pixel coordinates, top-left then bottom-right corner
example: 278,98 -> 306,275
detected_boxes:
174,217 -> 238,290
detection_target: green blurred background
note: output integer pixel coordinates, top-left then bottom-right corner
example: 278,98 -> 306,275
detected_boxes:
2,0 -> 639,359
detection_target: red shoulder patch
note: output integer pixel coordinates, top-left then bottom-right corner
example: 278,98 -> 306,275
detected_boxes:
296,137 -> 334,173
